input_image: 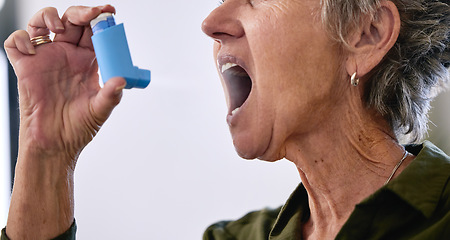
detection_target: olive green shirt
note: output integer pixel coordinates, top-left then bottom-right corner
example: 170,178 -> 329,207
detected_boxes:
2,141 -> 450,239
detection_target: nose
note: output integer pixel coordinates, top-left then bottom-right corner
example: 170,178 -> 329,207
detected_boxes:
201,1 -> 245,43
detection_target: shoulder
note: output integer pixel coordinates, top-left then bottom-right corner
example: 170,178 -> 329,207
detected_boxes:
203,207 -> 282,240
388,141 -> 450,239
408,175 -> 450,239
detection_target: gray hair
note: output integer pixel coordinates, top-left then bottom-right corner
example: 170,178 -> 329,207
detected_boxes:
320,0 -> 450,143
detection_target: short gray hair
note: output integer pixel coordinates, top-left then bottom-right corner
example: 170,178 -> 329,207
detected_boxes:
320,0 -> 450,143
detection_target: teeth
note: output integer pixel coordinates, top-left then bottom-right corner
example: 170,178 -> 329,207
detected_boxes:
221,63 -> 238,73
231,107 -> 240,115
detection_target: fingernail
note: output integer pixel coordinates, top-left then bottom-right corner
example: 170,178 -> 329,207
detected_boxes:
115,83 -> 127,92
28,46 -> 36,55
55,21 -> 65,30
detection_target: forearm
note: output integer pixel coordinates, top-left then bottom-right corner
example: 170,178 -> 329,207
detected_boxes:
6,146 -> 75,240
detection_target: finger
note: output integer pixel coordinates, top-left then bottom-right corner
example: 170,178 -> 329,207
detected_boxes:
63,6 -> 103,27
27,7 -> 65,38
77,27 -> 95,49
53,6 -> 100,45
78,5 -> 116,49
90,77 -> 127,123
4,30 -> 36,60
54,6 -> 115,46
99,4 -> 116,15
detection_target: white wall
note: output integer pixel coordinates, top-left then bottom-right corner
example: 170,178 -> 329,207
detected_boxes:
13,1 -> 300,239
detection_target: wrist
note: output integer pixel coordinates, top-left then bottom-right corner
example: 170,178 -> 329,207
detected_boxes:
6,148 -> 75,239
18,122 -> 80,168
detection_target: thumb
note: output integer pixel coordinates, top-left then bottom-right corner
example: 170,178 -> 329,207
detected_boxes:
91,77 -> 126,123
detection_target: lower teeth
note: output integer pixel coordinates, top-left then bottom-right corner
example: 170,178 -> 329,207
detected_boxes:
232,107 -> 240,115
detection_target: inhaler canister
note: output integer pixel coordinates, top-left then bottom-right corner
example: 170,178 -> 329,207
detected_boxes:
91,13 -> 151,89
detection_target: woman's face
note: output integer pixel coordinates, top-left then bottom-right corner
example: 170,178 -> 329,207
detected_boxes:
202,0 -> 347,161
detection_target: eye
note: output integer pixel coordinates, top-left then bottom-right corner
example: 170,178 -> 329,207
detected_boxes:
218,0 -> 225,6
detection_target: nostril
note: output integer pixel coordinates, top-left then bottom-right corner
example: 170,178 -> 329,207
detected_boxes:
213,32 -> 233,39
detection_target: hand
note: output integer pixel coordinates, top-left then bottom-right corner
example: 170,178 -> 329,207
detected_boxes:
3,5 -> 126,239
4,5 -> 126,164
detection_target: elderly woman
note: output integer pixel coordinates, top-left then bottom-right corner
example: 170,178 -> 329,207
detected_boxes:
1,0 -> 449,239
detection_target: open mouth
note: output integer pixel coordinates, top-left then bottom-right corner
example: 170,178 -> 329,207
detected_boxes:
221,63 -> 252,115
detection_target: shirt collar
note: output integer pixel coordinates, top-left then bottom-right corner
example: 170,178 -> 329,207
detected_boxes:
385,141 -> 450,218
269,183 -> 308,239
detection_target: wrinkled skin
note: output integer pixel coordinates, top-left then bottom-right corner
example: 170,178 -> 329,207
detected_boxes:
202,0 -> 346,160
5,5 -> 125,167
4,5 -> 126,239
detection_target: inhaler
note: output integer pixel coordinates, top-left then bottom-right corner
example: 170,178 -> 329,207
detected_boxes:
91,13 -> 151,89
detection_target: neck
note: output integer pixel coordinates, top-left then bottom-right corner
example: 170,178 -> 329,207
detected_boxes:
284,91 -> 412,239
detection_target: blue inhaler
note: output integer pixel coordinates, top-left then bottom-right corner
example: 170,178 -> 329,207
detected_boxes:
91,13 -> 150,89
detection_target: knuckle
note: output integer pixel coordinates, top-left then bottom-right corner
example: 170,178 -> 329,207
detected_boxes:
34,7 -> 56,21
26,24 -> 39,32
13,30 -> 29,40
41,7 -> 58,15
4,30 -> 27,49
41,7 -> 59,21
65,5 -> 86,14
28,7 -> 58,26
62,5 -> 84,20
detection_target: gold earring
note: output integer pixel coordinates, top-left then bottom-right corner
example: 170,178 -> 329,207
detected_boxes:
351,72 -> 359,86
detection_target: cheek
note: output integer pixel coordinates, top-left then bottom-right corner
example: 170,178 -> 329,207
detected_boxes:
250,29 -> 334,103
248,15 -> 344,134
248,8 -> 326,77
250,6 -> 340,87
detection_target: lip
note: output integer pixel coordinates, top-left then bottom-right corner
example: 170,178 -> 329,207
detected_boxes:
217,55 -> 252,82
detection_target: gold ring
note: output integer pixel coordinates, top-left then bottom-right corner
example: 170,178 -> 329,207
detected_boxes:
30,35 -> 52,46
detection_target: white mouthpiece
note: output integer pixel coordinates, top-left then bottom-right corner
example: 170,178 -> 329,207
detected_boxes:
90,12 -> 114,29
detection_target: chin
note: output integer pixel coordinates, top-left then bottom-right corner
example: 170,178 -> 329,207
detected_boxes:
232,132 -> 284,162
232,138 -> 261,160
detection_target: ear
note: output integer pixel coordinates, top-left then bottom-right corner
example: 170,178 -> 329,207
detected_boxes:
345,1 -> 401,79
